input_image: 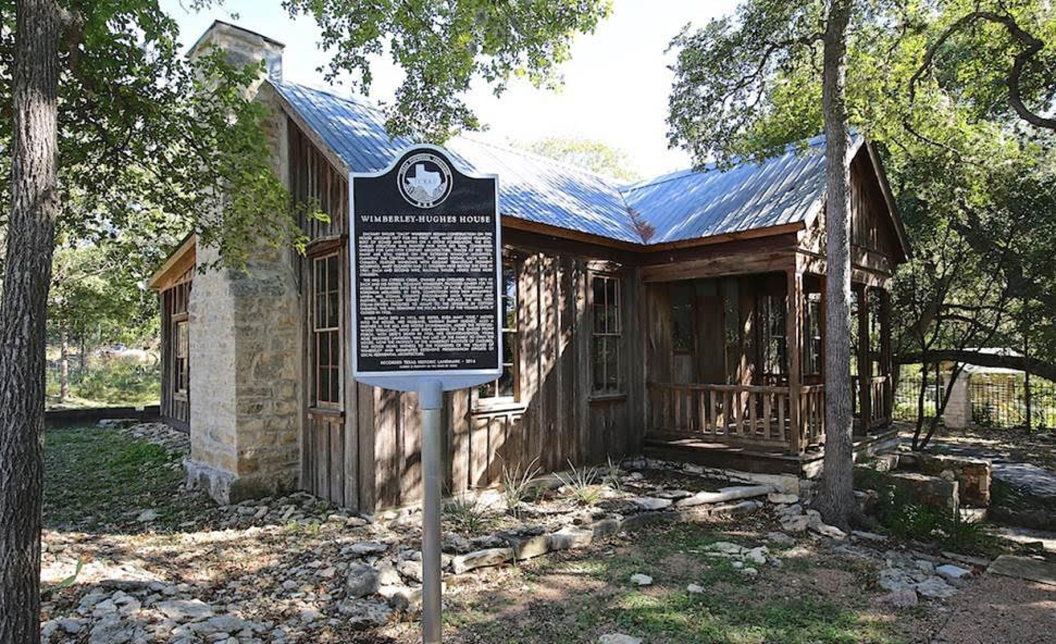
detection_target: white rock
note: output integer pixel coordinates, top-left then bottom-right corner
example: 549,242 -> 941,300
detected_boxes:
550,526 -> 593,551
676,485 -> 772,507
346,562 -> 380,598
451,548 -> 514,574
344,542 -> 389,557
136,509 -> 158,522
810,522 -> 847,540
780,515 -> 810,533
686,584 -> 705,594
745,547 -> 768,565
629,573 -> 653,586
767,492 -> 800,504
741,567 -> 758,576
851,530 -> 888,542
880,588 -> 919,608
599,634 -> 642,644
915,576 -> 957,598
155,599 -> 215,622
935,564 -> 971,581
634,497 -> 673,511
766,532 -> 795,547
706,541 -> 745,555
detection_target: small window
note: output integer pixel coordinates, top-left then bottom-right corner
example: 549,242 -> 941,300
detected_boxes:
313,253 -> 341,406
478,261 -> 519,402
173,320 -> 189,394
592,275 -> 622,394
804,293 -> 823,375
762,295 -> 788,377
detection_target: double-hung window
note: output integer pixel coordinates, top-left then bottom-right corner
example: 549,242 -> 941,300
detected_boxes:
313,253 -> 341,407
477,261 -> 519,403
591,275 -> 622,394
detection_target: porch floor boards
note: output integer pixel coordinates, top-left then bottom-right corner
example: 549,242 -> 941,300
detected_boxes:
642,426 -> 900,477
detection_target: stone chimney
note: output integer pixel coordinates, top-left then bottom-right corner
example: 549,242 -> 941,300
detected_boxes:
187,20 -> 285,89
183,20 -> 301,505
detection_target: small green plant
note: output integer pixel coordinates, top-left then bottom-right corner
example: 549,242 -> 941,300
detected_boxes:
500,457 -> 541,518
443,493 -> 495,534
555,460 -> 602,506
602,456 -> 624,492
55,557 -> 85,589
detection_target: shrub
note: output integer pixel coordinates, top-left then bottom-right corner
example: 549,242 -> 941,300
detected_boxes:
500,457 -> 541,518
602,456 -> 623,492
555,460 -> 602,506
443,493 -> 495,534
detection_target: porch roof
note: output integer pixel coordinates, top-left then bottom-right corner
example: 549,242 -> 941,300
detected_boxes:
272,81 -> 868,248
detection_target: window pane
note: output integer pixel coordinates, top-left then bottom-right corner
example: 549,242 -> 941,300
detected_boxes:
330,366 -> 340,403
327,255 -> 338,290
593,278 -> 606,333
502,332 -> 516,364
478,381 -> 496,399
593,336 -> 605,391
315,294 -> 326,329
328,291 -> 340,328
319,368 -> 330,403
498,366 -> 514,398
606,338 -> 619,389
175,322 -> 188,358
318,332 -> 330,367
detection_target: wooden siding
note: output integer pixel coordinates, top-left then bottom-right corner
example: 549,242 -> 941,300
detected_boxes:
159,268 -> 193,430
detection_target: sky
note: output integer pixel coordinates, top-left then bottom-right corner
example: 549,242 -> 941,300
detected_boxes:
163,0 -> 742,178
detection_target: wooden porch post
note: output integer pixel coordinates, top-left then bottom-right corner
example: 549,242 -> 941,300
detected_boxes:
856,284 -> 871,435
787,270 -> 803,453
879,288 -> 892,422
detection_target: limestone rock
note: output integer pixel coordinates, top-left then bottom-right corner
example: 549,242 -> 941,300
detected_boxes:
337,599 -> 394,629
344,541 -> 389,557
706,541 -> 745,555
346,562 -> 380,598
451,547 -> 514,574
88,615 -> 135,644
879,588 -> 919,608
767,492 -> 800,504
687,583 -> 704,594
599,634 -> 642,644
935,564 -> 971,581
136,509 -> 158,522
851,530 -> 887,542
634,497 -> 673,511
676,485 -> 772,508
629,573 -> 653,586
766,532 -> 795,547
745,547 -> 768,566
550,526 -> 593,551
810,522 -> 848,541
915,576 -> 957,598
156,599 -> 215,622
780,515 -> 810,533
508,534 -> 552,560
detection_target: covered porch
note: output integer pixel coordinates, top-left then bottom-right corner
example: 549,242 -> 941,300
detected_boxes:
640,251 -> 895,471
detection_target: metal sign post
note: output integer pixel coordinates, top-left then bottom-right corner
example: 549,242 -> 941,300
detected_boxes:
349,146 -> 501,644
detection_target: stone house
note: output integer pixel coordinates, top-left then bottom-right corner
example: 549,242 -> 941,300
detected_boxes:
149,21 -> 909,512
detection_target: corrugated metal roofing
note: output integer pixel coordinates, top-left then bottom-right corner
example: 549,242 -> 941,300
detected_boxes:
272,80 -> 855,246
273,81 -> 641,243
619,135 -> 863,244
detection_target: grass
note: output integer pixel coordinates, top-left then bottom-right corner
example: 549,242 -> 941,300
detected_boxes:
43,425 -> 209,532
46,359 -> 160,410
443,523 -> 906,644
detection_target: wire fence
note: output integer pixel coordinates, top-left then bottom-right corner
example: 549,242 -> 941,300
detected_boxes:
893,374 -> 1056,430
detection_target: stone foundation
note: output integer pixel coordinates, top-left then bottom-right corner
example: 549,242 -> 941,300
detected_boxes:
185,457 -> 298,505
901,452 -> 991,507
888,471 -> 960,516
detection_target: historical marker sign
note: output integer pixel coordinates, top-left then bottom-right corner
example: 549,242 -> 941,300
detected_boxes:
349,145 -> 501,391
350,146 -> 501,644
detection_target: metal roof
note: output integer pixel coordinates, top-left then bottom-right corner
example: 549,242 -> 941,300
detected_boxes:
272,82 -> 641,243
619,135 -> 864,244
272,81 -> 862,246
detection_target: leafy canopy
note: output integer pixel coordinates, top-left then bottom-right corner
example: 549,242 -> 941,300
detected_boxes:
515,137 -> 641,181
284,0 -> 613,142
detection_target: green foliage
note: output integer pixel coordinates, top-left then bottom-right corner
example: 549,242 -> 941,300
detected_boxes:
61,359 -> 160,407
443,493 -> 496,534
42,426 -> 206,531
555,460 -> 602,506
865,471 -> 1004,556
499,457 -> 541,517
282,0 -> 613,142
602,455 -> 624,492
514,137 -> 641,181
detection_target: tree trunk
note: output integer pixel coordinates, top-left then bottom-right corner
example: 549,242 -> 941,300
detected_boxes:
812,0 -> 856,530
0,1 -> 62,642
79,332 -> 87,375
59,326 -> 69,402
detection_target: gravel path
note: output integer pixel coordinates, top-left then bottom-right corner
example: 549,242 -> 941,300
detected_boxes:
930,573 -> 1056,644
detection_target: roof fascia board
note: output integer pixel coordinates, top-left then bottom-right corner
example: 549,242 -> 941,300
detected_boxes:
865,141 -> 911,261
149,233 -> 196,290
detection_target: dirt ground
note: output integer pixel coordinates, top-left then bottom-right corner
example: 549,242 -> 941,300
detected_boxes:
41,423 -> 1056,644
901,423 -> 1056,472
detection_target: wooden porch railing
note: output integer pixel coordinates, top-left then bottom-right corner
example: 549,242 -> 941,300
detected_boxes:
853,375 -> 890,428
647,382 -> 827,453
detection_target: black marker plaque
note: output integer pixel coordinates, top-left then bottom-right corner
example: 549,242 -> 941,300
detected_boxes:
349,146 -> 501,386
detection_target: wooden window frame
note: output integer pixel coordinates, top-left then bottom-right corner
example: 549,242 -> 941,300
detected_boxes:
803,292 -> 823,376
760,293 -> 788,379
591,273 -> 623,395
172,314 -> 189,399
310,251 -> 343,410
670,281 -> 695,356
474,259 -> 521,409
